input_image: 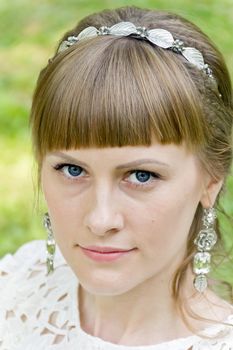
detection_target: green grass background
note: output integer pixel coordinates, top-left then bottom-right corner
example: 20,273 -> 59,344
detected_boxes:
0,0 -> 232,286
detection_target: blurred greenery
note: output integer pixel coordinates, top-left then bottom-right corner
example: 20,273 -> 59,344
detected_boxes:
0,0 -> 232,287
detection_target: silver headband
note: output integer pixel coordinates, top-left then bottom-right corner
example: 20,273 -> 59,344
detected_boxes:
58,21 -> 218,88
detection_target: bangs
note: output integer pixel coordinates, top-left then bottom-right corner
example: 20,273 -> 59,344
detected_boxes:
31,36 -> 206,161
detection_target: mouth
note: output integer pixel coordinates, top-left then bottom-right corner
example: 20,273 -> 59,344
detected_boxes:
80,245 -> 135,253
79,246 -> 137,262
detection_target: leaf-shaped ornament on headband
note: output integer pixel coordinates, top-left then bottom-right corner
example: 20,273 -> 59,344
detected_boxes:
182,47 -> 205,69
78,26 -> 98,40
147,29 -> 174,48
109,22 -> 137,36
57,21 -> 219,90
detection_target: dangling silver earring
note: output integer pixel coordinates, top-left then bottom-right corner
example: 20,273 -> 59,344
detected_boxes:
193,207 -> 217,293
43,212 -> 56,275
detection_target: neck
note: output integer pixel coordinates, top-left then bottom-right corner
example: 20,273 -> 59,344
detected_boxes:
78,270 -> 196,346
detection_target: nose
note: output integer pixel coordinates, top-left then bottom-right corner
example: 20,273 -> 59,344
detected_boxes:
84,187 -> 124,236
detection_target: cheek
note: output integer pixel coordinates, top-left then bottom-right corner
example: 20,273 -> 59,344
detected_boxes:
128,187 -> 200,253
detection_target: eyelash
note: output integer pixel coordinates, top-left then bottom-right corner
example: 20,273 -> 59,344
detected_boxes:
53,163 -> 86,180
126,170 -> 161,188
53,163 -> 161,188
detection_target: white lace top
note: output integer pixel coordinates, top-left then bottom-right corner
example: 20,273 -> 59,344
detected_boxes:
0,240 -> 233,350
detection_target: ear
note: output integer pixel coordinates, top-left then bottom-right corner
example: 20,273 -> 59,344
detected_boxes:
200,177 -> 224,208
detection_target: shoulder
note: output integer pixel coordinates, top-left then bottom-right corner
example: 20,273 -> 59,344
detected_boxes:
0,240 -> 69,311
0,241 -> 78,349
0,240 -> 73,297
0,240 -> 67,274
193,314 -> 233,349
0,240 -> 46,274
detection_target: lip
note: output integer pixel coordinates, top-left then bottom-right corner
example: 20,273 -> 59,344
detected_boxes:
81,245 -> 134,253
79,246 -> 137,262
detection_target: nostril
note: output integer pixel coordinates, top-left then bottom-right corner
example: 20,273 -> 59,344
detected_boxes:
84,211 -> 124,236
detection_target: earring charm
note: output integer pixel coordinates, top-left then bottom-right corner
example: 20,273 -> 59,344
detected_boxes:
193,208 -> 217,293
43,212 -> 56,275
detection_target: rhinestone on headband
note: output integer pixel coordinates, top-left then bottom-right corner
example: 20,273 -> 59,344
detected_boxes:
57,21 -> 217,84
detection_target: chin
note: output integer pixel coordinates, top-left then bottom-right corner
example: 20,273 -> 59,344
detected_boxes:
77,273 -> 136,296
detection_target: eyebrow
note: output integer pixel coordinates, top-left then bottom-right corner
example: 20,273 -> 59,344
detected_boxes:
49,151 -> 170,169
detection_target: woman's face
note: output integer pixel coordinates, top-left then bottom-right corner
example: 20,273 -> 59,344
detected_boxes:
41,142 -> 209,295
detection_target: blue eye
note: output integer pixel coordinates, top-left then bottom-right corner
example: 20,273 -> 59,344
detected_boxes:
66,165 -> 82,177
54,163 -> 85,179
134,171 -> 151,183
127,170 -> 159,187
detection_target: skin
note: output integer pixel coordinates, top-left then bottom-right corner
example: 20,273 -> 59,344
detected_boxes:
41,141 -> 225,346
